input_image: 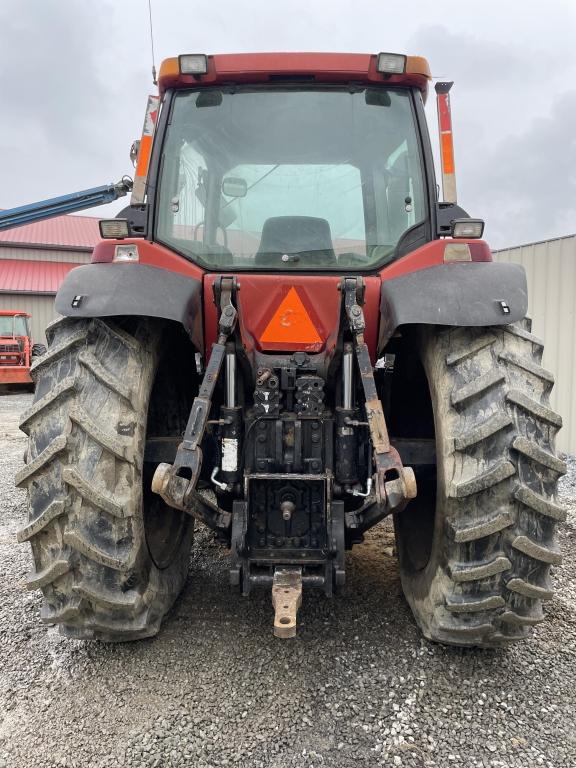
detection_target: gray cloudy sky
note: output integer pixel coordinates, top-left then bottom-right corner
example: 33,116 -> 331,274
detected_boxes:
1,0 -> 575,248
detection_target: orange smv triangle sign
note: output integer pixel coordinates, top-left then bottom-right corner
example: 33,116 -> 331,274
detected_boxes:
260,287 -> 322,344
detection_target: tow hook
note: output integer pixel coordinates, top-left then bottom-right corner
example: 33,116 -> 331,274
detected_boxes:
272,567 -> 302,639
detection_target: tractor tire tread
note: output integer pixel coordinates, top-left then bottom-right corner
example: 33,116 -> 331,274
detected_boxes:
453,411 -> 513,451
26,559 -> 70,590
78,349 -> 134,403
19,377 -> 78,434
506,389 -> 562,427
448,509 -> 513,543
448,556 -> 511,583
17,500 -> 66,542
29,329 -> 88,377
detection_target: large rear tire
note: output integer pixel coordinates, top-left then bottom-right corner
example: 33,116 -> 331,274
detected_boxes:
16,317 -> 193,641
395,320 -> 566,647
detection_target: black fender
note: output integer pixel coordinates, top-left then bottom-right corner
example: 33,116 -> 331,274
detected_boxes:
379,261 -> 528,350
55,263 -> 203,351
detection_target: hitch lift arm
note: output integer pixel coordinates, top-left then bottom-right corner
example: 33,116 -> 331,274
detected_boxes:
152,276 -> 238,526
341,277 -> 417,517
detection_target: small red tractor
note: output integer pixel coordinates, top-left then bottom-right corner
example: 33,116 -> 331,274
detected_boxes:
4,52 -> 565,647
0,310 -> 45,385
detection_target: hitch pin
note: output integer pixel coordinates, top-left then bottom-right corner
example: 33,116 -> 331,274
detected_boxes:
347,477 -> 373,498
210,467 -> 230,492
344,417 -> 369,427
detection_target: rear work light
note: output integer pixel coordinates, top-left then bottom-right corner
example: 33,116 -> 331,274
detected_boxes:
452,219 -> 485,239
99,219 -> 129,239
444,243 -> 472,262
178,54 -> 208,75
114,244 -> 139,262
377,53 -> 407,74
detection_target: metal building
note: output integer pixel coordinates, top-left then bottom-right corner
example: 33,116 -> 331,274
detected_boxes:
494,234 -> 576,454
0,215 -> 99,344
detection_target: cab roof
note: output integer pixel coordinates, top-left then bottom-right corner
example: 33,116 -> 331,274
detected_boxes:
0,310 -> 30,317
158,52 -> 431,102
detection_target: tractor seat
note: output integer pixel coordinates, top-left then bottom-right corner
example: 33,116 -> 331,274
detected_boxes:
255,216 -> 336,266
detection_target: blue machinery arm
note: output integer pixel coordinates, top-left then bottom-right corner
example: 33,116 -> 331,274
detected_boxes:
0,178 -> 132,231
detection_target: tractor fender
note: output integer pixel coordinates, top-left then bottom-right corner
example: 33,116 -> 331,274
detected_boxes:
379,261 -> 528,349
55,263 -> 203,350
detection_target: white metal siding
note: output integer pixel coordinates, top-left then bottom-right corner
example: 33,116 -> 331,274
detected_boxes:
0,246 -> 91,263
494,234 -> 576,453
0,294 -> 58,346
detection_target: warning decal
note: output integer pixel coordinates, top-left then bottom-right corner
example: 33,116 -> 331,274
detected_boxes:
260,287 -> 322,344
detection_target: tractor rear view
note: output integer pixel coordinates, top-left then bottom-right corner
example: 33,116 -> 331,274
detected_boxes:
10,52 -> 565,647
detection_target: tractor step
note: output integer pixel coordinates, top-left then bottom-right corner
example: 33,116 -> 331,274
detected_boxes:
272,567 -> 302,639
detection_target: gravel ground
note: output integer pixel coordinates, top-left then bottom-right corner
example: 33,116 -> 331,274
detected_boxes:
1,391 -> 575,768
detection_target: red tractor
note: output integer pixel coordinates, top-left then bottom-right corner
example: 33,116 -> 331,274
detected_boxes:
0,311 -> 45,385
12,52 -> 565,646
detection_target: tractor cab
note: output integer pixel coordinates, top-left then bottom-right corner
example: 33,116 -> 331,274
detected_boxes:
155,85 -> 427,271
144,53 -> 437,273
